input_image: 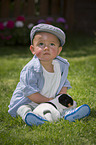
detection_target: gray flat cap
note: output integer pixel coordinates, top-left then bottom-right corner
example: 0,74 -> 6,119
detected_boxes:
30,24 -> 65,46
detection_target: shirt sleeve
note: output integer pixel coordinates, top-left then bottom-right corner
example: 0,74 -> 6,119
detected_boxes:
20,69 -> 40,97
63,79 -> 72,89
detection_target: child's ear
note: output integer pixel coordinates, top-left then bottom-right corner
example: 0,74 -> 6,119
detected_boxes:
30,45 -> 35,55
58,46 -> 62,55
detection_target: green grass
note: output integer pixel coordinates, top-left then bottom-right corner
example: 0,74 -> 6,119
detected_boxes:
0,33 -> 96,145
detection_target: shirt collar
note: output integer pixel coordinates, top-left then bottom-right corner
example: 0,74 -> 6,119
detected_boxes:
32,55 -> 65,73
32,55 -> 42,72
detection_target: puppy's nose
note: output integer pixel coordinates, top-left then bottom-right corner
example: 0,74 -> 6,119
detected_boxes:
68,103 -> 72,107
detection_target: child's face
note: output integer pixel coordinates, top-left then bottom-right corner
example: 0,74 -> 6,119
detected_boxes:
30,32 -> 62,62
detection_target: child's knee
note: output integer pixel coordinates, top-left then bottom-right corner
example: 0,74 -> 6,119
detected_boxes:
17,105 -> 32,120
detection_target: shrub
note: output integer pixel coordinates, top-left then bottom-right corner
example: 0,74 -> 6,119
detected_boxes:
0,16 -> 68,46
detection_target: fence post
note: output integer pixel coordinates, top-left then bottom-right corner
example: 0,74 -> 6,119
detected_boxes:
40,0 -> 49,16
1,0 -> 10,18
14,0 -> 21,17
65,0 -> 75,30
27,0 -> 35,16
51,0 -> 60,16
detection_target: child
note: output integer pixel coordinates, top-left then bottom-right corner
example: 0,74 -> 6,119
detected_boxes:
8,24 -> 90,126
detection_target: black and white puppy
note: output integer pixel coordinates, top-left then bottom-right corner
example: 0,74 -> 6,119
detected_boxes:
33,94 -> 77,122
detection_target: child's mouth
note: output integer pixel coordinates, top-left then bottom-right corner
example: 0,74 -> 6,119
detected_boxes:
44,53 -> 50,55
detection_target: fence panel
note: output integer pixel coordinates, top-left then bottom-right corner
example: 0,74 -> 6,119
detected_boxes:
0,0 -> 75,30
1,0 -> 10,18
27,0 -> 35,16
40,0 -> 49,16
14,0 -> 21,17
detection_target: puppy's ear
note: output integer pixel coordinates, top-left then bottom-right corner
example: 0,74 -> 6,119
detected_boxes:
59,94 -> 73,107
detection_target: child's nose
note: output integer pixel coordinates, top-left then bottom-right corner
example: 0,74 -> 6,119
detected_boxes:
44,45 -> 49,51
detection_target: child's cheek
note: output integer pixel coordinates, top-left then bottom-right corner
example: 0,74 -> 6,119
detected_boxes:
35,49 -> 42,58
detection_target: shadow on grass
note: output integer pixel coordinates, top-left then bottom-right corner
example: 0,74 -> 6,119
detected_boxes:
89,109 -> 96,118
0,33 -> 96,58
61,32 -> 96,58
0,45 -> 32,58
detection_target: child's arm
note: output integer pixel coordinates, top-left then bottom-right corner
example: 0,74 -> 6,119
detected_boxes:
27,93 -> 53,104
59,87 -> 67,94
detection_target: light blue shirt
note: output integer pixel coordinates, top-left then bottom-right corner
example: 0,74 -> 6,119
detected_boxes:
8,55 -> 72,117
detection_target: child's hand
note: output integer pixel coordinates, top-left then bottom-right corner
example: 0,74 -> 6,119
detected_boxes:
48,98 -> 54,101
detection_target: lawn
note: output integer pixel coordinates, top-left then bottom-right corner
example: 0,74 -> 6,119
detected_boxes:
0,33 -> 96,145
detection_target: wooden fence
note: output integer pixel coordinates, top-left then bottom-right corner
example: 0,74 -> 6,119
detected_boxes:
0,0 -> 75,29
0,0 -> 96,31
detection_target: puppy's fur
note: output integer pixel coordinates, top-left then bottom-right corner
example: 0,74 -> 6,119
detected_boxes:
33,94 -> 77,122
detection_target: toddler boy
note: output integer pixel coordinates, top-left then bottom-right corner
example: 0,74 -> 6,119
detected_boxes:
8,24 -> 90,126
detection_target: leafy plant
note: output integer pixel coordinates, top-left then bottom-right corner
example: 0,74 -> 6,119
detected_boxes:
0,16 -> 68,46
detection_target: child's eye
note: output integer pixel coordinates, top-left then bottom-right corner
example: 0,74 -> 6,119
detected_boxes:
39,43 -> 44,46
50,43 -> 55,46
38,43 -> 45,47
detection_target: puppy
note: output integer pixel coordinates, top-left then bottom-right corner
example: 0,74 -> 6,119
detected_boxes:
33,94 -> 77,122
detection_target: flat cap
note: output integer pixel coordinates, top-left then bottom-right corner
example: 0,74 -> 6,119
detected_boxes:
30,24 -> 65,46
